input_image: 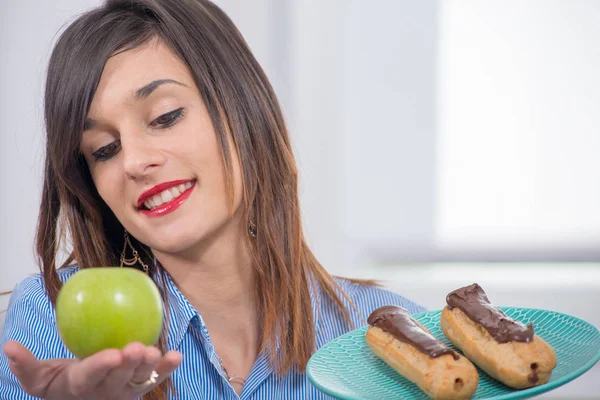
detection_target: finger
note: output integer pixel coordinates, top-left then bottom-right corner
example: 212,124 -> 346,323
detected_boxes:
68,348 -> 122,393
151,351 -> 183,386
126,346 -> 162,387
101,342 -> 146,390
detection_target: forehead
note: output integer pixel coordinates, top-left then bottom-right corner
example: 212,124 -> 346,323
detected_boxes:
90,39 -> 194,109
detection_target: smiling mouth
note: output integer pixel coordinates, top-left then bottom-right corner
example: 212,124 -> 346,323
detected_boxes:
140,181 -> 194,210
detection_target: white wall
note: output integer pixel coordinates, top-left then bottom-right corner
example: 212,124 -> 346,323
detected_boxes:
287,0 -> 348,276
214,0 -> 291,111
282,0 -> 600,268
340,0 -> 439,266
437,0 -> 600,257
273,0 -> 442,276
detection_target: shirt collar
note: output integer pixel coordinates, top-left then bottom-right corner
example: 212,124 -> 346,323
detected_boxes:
154,268 -> 204,353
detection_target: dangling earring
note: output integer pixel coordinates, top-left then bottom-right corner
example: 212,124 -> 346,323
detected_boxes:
248,220 -> 257,238
120,230 -> 149,274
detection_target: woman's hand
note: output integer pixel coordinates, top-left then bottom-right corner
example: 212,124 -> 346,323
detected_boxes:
2,340 -> 182,400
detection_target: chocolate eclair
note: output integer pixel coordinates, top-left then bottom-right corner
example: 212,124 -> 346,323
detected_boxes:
440,284 -> 557,389
366,305 -> 478,400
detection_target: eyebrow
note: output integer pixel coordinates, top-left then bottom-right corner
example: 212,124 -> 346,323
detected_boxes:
136,78 -> 186,99
83,79 -> 187,131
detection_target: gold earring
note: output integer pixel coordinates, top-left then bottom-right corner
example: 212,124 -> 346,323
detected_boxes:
120,230 -> 149,274
248,220 -> 257,238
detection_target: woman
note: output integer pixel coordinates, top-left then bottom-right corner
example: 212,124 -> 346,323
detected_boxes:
0,0 -> 424,399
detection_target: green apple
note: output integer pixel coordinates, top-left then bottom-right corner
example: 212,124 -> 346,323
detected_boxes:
56,267 -> 163,359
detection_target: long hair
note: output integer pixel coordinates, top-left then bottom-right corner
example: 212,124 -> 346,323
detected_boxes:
38,1 -> 369,398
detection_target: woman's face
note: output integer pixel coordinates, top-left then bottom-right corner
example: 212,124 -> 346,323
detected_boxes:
80,39 -> 244,255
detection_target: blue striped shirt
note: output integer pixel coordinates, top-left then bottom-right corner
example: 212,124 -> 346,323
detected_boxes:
0,266 -> 425,399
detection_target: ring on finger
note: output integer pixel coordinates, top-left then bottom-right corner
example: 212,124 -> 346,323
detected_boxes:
128,370 -> 159,389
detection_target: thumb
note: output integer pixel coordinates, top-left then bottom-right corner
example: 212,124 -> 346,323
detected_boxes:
3,341 -> 43,383
4,341 -> 76,399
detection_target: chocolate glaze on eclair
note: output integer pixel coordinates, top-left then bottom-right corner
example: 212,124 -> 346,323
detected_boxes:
368,305 -> 459,360
446,283 -> 534,344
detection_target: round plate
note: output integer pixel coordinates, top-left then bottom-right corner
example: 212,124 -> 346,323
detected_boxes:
307,308 -> 600,400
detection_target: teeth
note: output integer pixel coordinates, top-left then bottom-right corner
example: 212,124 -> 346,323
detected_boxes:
152,194 -> 163,206
161,190 -> 173,203
142,182 -> 193,210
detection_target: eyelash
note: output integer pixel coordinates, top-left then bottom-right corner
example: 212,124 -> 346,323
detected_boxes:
92,141 -> 121,162
150,107 -> 185,129
92,108 -> 185,162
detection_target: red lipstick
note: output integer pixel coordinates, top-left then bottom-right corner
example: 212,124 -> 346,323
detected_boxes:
138,180 -> 195,218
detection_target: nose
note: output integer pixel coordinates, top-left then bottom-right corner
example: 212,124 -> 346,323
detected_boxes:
120,132 -> 165,180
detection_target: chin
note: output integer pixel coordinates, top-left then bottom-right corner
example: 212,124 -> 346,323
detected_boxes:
147,223 -> 214,254
150,235 -> 200,254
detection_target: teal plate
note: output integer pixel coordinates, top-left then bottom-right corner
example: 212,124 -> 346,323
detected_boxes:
307,308 -> 600,399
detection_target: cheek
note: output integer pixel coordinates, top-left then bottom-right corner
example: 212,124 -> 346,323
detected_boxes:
91,166 -> 124,212
184,137 -> 243,211
181,129 -> 224,184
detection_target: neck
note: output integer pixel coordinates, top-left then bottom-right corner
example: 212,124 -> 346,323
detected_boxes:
152,217 -> 260,387
153,216 -> 257,321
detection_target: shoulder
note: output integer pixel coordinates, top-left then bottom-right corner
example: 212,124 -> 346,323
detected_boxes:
335,278 -> 427,318
313,277 -> 426,346
8,265 -> 79,309
1,266 -> 79,344
3,265 -> 80,327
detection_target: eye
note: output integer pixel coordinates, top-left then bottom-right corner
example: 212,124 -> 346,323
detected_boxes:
151,108 -> 185,128
92,140 -> 121,161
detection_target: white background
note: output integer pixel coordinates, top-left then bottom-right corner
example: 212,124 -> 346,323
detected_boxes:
1,0 -> 599,396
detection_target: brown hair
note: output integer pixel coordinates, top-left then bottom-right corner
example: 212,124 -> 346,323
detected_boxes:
38,0 -> 372,398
